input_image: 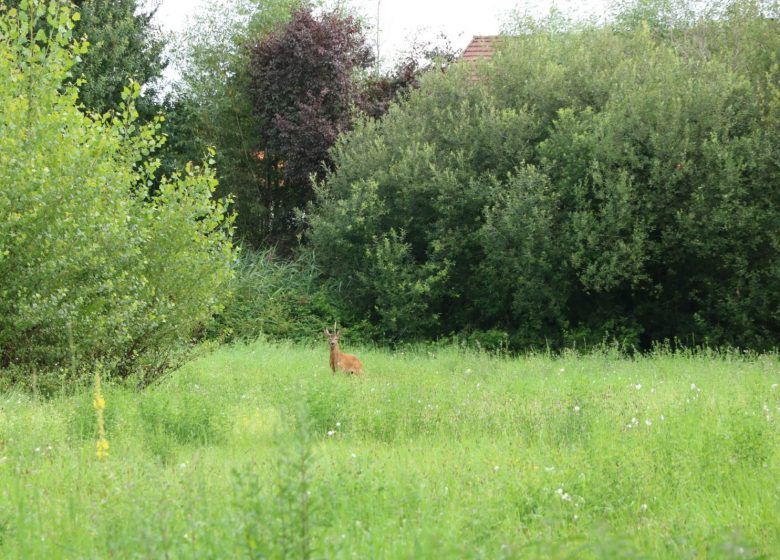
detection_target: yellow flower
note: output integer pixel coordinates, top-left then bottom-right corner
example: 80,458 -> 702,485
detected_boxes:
96,438 -> 109,461
93,366 -> 109,461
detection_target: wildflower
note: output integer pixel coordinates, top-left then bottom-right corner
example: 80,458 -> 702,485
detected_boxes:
327,430 -> 336,437
95,438 -> 109,461
645,419 -> 652,426
559,368 -> 565,373
493,465 -> 500,472
771,384 -> 778,391
179,463 -> 187,469
94,365 -> 109,461
34,447 -> 41,453
640,503 -> 648,512
660,415 -> 665,421
351,453 -> 357,459
573,405 -> 581,413
336,421 -> 341,427
635,384 -> 642,390
556,488 -> 572,501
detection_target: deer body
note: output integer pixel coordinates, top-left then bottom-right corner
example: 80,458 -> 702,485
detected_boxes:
325,328 -> 363,375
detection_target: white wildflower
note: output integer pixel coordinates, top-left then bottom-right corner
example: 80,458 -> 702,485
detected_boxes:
635,384 -> 642,390
574,405 -> 581,413
327,430 -> 336,437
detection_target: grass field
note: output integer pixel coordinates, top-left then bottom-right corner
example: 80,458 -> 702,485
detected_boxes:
0,340 -> 779,558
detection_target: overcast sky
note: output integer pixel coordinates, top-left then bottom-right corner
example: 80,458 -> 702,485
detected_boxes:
154,0 -> 613,67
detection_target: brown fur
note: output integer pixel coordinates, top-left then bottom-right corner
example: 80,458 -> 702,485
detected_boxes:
324,327 -> 363,375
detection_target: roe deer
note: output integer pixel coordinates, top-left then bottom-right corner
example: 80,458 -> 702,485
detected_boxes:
324,325 -> 363,375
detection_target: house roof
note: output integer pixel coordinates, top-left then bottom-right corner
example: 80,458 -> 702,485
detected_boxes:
459,35 -> 503,62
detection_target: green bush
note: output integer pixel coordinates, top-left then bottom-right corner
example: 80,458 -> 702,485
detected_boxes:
309,0 -> 780,350
0,2 -> 236,379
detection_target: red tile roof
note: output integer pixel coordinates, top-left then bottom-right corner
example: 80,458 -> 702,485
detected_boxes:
460,35 -> 502,62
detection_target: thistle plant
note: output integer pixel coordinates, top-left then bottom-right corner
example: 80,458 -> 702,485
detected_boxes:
93,364 -> 109,461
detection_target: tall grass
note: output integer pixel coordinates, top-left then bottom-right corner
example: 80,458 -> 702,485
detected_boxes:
209,249 -> 376,344
0,341 -> 778,558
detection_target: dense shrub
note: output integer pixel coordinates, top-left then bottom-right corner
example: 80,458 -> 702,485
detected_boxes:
309,0 -> 780,349
0,3 -> 236,379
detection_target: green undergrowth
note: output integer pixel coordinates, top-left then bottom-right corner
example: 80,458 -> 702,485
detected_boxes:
0,341 -> 778,558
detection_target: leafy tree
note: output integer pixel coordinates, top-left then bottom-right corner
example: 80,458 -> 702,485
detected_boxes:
0,2 -> 236,380
247,7 -> 373,248
4,0 -> 166,115
167,0 -> 310,247
358,33 -> 457,119
72,0 -> 166,115
309,0 -> 780,349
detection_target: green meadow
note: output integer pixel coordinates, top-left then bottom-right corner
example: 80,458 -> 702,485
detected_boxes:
0,341 -> 778,558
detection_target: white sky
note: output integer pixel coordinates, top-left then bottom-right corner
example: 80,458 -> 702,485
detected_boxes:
154,0 -> 613,74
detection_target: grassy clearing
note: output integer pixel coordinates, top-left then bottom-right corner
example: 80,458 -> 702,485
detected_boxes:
0,340 -> 779,558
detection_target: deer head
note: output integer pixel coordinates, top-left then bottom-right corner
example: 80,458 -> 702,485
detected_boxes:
324,323 -> 341,348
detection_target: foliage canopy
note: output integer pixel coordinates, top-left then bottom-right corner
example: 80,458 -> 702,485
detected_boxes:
309,0 -> 780,349
0,1 -> 236,380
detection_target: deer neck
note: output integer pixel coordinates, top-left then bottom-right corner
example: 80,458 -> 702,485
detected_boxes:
330,343 -> 341,370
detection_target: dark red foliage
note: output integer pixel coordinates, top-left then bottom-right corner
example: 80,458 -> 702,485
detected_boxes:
248,8 -> 373,240
358,33 -> 457,119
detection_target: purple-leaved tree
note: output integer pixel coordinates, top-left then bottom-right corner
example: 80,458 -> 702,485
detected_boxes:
248,8 -> 373,247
